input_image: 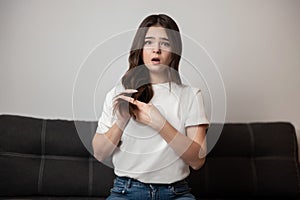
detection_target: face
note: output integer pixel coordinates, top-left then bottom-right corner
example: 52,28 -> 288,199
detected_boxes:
142,26 -> 172,73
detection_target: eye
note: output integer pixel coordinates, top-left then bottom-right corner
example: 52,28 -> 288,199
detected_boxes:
144,40 -> 152,45
161,42 -> 170,47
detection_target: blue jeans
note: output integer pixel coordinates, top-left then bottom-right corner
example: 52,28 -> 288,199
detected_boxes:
106,176 -> 196,200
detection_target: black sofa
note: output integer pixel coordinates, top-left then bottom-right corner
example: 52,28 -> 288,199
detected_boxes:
0,114 -> 299,199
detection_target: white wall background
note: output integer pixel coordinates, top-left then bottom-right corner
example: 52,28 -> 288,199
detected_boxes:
1,0 -> 300,155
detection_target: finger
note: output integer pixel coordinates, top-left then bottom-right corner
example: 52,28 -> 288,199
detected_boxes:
118,95 -> 138,105
124,89 -> 138,93
113,89 -> 138,100
113,89 -> 138,101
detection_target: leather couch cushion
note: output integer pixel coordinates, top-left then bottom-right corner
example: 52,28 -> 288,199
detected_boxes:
1,115 -> 299,198
189,123 -> 300,198
0,115 -> 114,197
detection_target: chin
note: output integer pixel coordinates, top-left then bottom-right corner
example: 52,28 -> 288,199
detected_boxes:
145,64 -> 168,73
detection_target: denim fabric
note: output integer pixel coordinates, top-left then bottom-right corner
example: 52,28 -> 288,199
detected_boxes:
106,176 -> 196,200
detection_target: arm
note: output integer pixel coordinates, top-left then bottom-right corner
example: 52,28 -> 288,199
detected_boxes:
159,122 -> 207,170
118,94 -> 208,170
92,89 -> 137,162
92,121 -> 126,162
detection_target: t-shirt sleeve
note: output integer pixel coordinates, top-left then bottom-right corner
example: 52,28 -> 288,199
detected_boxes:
96,88 -> 116,134
185,88 -> 209,127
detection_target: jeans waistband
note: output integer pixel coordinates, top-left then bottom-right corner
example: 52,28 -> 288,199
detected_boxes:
116,176 -> 188,187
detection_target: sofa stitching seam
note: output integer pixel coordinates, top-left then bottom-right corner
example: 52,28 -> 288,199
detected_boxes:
0,152 -> 97,161
248,123 -> 258,196
88,156 -> 93,196
38,119 -> 46,194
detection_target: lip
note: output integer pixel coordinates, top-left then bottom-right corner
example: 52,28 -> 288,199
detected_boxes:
151,57 -> 160,65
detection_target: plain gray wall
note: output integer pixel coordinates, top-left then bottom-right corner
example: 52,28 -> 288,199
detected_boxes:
1,0 -> 300,157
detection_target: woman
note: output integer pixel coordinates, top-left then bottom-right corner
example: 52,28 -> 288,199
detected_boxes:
92,14 -> 209,200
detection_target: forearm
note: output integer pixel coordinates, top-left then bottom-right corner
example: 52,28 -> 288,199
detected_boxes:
159,121 -> 206,170
92,122 -> 124,161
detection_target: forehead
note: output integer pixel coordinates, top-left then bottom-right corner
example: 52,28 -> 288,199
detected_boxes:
145,26 -> 168,38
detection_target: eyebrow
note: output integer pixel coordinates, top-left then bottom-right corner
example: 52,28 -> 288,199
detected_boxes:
144,36 -> 169,41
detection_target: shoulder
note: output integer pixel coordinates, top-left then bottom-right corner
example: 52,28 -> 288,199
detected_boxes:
104,83 -> 125,102
178,84 -> 201,96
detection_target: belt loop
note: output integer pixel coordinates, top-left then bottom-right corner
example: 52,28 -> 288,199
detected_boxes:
121,177 -> 132,194
149,184 -> 154,191
127,178 -> 132,188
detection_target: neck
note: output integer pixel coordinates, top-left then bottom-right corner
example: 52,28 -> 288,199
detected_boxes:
149,71 -> 169,84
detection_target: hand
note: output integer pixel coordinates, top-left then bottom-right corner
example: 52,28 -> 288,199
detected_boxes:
114,89 -> 138,130
118,94 -> 166,131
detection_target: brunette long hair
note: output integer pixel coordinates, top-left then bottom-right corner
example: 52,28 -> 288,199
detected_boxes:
115,14 -> 183,117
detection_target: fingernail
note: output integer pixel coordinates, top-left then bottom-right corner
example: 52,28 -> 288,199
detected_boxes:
125,89 -> 138,93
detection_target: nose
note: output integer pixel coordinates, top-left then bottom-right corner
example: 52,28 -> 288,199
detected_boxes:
153,48 -> 161,54
152,42 -> 161,54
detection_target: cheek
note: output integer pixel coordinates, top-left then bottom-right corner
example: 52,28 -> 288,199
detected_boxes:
165,53 -> 172,65
142,49 -> 151,63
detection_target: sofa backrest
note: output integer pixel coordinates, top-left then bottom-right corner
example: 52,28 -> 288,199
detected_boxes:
189,122 -> 300,198
0,114 -> 114,197
0,114 -> 299,198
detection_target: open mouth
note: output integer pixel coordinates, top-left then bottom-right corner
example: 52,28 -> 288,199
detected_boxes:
151,57 -> 160,65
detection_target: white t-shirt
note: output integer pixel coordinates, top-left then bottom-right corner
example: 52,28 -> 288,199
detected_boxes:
96,82 -> 209,184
